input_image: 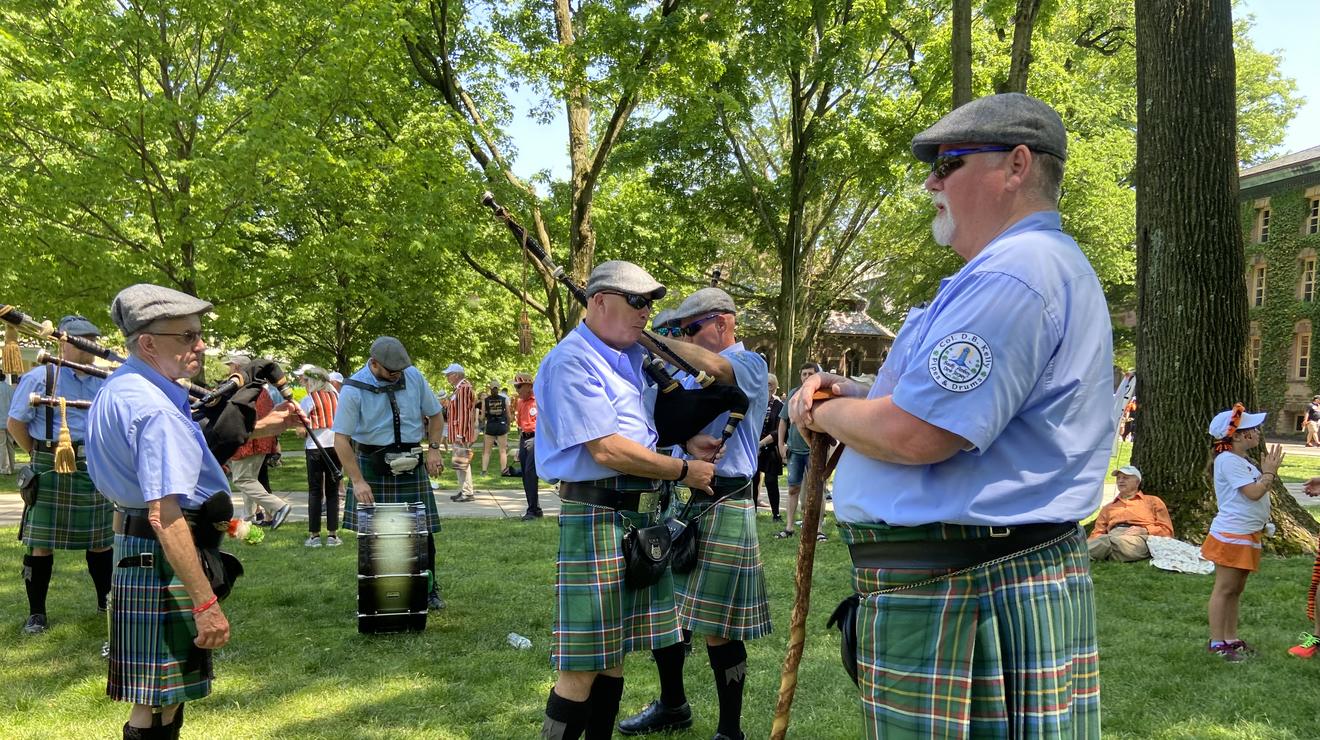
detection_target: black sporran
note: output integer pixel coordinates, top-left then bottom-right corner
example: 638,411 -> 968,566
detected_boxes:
621,522 -> 672,590
16,465 -> 38,507
668,516 -> 699,574
827,594 -> 862,686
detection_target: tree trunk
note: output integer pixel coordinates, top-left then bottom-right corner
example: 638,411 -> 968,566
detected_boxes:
554,0 -> 593,328
952,0 -> 973,107
1004,0 -> 1042,93
1133,0 -> 1317,553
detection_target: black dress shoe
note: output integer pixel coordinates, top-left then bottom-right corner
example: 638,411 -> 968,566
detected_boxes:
712,733 -> 745,740
618,699 -> 692,735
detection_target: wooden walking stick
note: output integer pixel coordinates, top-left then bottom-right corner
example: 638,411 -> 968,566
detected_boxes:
771,392 -> 840,739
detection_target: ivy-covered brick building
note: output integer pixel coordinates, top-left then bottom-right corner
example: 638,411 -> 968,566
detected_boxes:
1242,145 -> 1320,433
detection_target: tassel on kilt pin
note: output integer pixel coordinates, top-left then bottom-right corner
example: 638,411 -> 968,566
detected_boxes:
53,397 -> 78,474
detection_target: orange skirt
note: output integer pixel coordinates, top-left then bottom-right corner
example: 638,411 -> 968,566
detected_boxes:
1201,530 -> 1263,572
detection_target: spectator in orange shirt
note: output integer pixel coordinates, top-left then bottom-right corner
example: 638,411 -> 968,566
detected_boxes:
1088,465 -> 1174,561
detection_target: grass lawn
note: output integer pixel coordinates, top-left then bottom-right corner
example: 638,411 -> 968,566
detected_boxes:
4,517 -> 1320,739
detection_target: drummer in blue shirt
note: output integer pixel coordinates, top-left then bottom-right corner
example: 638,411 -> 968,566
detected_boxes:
534,261 -> 716,740
10,315 -> 112,636
791,93 -> 1111,739
87,283 -> 300,739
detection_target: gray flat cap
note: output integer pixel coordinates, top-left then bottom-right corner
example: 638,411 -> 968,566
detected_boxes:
110,283 -> 214,335
911,93 -> 1067,164
585,260 -> 666,301
651,309 -> 678,330
58,315 -> 101,338
674,287 -> 737,322
224,353 -> 253,367
370,336 -> 412,372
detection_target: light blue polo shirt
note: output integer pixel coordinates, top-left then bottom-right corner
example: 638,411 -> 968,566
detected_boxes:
86,355 -> 229,510
674,343 -> 767,478
833,211 -> 1114,526
332,364 -> 441,445
535,322 -> 658,483
9,365 -> 105,442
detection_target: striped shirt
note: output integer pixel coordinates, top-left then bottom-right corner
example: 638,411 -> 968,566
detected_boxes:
448,378 -> 476,445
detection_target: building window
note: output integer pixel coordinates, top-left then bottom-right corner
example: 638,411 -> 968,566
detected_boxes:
1297,414 -> 1308,433
1304,258 -> 1317,302
1257,208 -> 1271,243
1310,197 -> 1319,235
1253,264 -> 1266,307
1250,336 -> 1261,376
1299,333 -> 1311,379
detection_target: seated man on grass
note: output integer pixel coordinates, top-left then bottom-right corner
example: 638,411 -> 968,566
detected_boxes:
1088,465 -> 1173,562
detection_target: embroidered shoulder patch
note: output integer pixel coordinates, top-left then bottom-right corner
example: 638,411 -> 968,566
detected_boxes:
928,333 -> 993,392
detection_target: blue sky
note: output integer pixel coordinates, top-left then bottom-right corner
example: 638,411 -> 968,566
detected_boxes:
503,2 -> 1318,184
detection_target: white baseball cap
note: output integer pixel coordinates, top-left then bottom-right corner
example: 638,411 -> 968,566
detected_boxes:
1208,407 -> 1267,439
1112,465 -> 1142,481
327,371 -> 344,383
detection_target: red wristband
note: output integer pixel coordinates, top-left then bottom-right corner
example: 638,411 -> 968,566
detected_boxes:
192,594 -> 219,615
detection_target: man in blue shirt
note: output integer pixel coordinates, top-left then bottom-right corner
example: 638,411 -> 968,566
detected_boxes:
618,287 -> 770,740
535,261 -> 715,740
791,93 -> 1110,739
332,335 -> 447,612
9,315 -> 112,636
88,284 -> 299,739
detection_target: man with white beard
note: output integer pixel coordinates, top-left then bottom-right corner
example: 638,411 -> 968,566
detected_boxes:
791,93 -> 1111,738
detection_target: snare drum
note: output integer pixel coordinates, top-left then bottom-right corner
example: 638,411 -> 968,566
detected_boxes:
356,502 -> 429,634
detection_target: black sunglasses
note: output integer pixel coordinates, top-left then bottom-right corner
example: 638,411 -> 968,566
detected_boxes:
601,291 -> 653,310
150,329 -> 204,345
929,145 -> 1015,181
653,326 -> 680,337
681,313 -> 724,337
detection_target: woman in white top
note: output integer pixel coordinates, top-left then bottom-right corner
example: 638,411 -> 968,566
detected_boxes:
1201,404 -> 1283,662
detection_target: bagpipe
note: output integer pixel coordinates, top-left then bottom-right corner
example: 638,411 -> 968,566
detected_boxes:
5,305 -> 338,475
479,193 -> 749,450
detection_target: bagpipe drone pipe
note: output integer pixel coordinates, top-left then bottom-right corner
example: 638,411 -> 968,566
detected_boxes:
478,193 -> 749,449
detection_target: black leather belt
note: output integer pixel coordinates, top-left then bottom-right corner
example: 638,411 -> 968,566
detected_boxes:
847,523 -> 1080,570
356,442 -> 423,455
559,481 -> 662,514
684,476 -> 752,505
117,510 -> 205,541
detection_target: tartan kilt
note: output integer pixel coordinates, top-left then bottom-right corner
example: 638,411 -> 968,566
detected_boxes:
20,450 -> 113,550
108,533 -> 213,706
552,501 -> 682,672
342,453 -> 441,534
840,522 -> 1100,740
673,497 -> 771,640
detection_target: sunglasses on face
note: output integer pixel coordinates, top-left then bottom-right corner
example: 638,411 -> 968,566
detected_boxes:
601,291 -> 653,311
929,145 -> 1015,181
150,329 -> 204,346
653,326 -> 680,337
682,313 -> 724,337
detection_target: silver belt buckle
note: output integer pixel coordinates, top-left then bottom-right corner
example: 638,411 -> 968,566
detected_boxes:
139,552 -> 154,568
988,526 -> 1011,538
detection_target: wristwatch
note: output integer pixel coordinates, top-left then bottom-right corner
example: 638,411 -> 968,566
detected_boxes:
428,442 -> 442,450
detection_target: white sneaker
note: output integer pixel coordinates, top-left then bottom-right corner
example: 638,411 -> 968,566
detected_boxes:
304,535 -> 322,548
325,534 -> 343,547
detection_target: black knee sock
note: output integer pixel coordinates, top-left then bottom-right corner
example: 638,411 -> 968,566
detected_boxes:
86,549 -> 113,609
23,553 -> 54,616
542,689 -> 589,740
166,704 -> 184,740
707,640 -> 748,739
653,640 -> 688,708
584,674 -> 625,740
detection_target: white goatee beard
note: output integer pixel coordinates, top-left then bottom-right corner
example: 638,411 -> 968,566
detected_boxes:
931,200 -> 956,246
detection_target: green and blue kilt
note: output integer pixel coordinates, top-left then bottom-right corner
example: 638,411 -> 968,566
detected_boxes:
108,533 -> 212,706
342,454 -> 441,534
553,501 -> 682,671
840,522 -> 1100,740
673,496 -> 771,640
20,450 -> 113,550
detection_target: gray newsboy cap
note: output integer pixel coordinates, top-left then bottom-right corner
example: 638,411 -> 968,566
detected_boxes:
651,308 -> 678,330
58,315 -> 101,338
674,287 -> 737,322
110,283 -> 214,335
585,260 -> 666,301
370,336 -> 412,372
224,353 -> 252,367
911,93 -> 1067,164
